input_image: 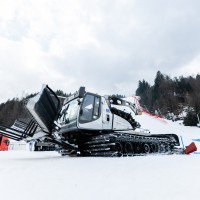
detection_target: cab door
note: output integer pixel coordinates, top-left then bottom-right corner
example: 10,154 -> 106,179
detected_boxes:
101,97 -> 113,130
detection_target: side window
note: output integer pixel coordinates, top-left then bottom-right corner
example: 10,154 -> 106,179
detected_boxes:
93,97 -> 100,119
79,94 -> 101,123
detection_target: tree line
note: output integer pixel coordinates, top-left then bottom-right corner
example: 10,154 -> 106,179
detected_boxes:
136,71 -> 200,126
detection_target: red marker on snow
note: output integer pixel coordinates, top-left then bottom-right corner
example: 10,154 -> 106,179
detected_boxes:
184,142 -> 197,154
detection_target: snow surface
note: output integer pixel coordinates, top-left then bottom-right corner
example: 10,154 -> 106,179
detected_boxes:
0,113 -> 200,200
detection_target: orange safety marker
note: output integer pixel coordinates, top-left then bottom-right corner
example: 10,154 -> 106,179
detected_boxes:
184,142 -> 197,154
0,136 -> 9,151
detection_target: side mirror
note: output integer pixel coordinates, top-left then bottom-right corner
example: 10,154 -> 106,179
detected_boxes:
78,87 -> 86,98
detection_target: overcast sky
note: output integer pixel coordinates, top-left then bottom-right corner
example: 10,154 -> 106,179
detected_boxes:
0,0 -> 200,103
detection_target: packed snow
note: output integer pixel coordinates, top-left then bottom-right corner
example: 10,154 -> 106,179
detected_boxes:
0,112 -> 200,200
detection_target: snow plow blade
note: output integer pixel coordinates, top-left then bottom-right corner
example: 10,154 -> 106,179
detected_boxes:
184,142 -> 197,154
26,85 -> 61,133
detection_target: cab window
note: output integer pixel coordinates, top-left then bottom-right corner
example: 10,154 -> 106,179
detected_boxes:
79,94 -> 101,123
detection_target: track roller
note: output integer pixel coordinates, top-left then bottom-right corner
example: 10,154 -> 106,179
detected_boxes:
159,144 -> 165,153
150,143 -> 158,153
115,142 -> 123,156
143,143 -> 151,154
124,142 -> 133,155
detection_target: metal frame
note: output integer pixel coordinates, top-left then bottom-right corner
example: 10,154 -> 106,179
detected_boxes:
0,119 -> 38,141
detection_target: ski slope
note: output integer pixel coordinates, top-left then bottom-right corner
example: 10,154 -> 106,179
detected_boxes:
0,112 -> 200,200
135,112 -> 200,151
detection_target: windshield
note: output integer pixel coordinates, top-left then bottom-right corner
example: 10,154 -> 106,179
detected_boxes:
58,99 -> 79,125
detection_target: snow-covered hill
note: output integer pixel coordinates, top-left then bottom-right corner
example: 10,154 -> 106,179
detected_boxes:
135,112 -> 200,151
0,112 -> 200,200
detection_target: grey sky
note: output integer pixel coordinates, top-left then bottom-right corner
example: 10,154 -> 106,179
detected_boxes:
0,0 -> 200,102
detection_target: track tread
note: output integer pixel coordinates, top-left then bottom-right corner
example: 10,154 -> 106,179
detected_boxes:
81,132 -> 181,157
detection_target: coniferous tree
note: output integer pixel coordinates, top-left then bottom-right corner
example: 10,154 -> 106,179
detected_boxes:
136,80 -> 152,110
135,71 -> 200,126
183,111 -> 198,126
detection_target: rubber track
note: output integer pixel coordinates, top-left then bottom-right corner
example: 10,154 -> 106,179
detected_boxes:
82,133 -> 180,157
